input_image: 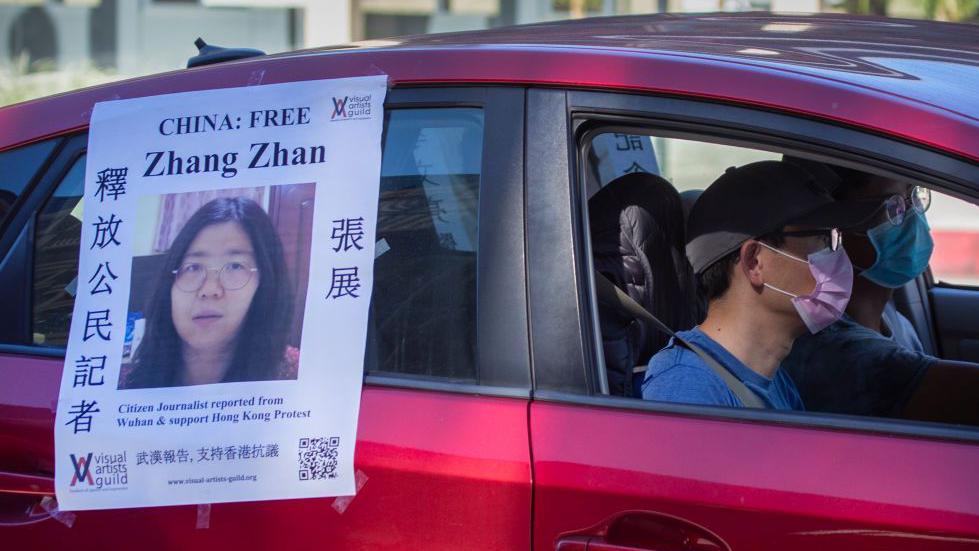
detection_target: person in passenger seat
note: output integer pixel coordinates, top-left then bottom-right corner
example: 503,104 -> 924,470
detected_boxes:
782,168 -> 943,417
641,161 -> 878,409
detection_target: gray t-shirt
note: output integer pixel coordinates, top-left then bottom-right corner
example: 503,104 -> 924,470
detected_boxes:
881,302 -> 926,353
783,305 -> 935,417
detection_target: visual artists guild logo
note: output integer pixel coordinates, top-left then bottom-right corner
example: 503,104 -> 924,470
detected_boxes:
68,451 -> 128,491
331,94 -> 372,121
331,96 -> 348,119
69,453 -> 94,486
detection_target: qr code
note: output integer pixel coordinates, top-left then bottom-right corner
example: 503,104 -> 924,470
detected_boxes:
298,437 -> 339,481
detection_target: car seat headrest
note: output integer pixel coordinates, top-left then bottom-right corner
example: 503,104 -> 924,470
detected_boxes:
679,189 -> 702,225
588,172 -> 702,397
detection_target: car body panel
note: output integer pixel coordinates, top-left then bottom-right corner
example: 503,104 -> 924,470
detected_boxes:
1,12 -> 978,550
521,81 -> 979,551
0,354 -> 59,481
0,363 -> 533,548
531,400 -> 979,550
1,14 -> 977,161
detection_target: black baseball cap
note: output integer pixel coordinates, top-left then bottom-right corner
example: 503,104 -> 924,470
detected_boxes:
686,160 -> 880,274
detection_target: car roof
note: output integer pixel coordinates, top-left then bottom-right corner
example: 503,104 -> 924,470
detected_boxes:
2,12 -> 977,160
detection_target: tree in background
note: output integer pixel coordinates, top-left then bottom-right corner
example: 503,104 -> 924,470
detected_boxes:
923,0 -> 979,20
844,0 -> 979,19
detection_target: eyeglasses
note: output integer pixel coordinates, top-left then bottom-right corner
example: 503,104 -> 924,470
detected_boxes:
874,186 -> 931,226
770,227 -> 843,251
171,262 -> 258,293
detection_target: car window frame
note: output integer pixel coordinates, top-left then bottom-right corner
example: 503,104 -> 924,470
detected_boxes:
0,86 -> 532,397
526,87 -> 979,444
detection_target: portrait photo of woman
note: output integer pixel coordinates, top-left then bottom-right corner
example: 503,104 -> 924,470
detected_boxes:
120,188 -> 311,389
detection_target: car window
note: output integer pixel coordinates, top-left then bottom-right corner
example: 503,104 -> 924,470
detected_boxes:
928,190 -> 979,287
583,129 -> 979,427
0,138 -> 59,228
33,155 -> 86,347
18,108 -> 483,383
585,132 -> 777,397
368,107 -> 482,381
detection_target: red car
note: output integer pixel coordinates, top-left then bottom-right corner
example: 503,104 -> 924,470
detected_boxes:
2,12 -> 978,550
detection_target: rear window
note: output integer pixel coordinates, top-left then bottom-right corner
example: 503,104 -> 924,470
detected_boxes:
369,108 -> 483,381
13,109 -> 485,384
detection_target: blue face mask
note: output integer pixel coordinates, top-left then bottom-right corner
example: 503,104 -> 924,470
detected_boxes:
860,210 -> 933,288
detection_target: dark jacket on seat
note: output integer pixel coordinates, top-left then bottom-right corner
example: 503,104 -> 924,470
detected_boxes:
589,172 -> 702,397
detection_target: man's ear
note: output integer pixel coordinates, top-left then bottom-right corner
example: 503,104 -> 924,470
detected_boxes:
739,240 -> 766,287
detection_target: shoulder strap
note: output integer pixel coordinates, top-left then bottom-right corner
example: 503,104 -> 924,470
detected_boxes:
594,271 -> 765,409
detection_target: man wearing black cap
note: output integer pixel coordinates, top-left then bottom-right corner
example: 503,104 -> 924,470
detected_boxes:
779,165 -> 979,424
641,160 -> 879,409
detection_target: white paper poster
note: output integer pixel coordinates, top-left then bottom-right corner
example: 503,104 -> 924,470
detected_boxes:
54,76 -> 387,510
591,133 -> 661,186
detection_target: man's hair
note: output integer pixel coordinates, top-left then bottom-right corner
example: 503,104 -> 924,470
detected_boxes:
828,166 -> 876,200
698,234 -> 785,302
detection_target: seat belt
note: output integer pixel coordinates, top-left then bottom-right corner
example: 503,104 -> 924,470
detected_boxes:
594,271 -> 765,409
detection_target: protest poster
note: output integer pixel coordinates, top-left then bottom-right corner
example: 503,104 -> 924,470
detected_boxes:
591,132 -> 661,186
54,75 -> 387,510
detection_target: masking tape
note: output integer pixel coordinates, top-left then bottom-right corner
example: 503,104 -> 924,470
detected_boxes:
247,70 -> 266,86
331,469 -> 368,515
40,496 -> 77,528
196,503 -> 212,529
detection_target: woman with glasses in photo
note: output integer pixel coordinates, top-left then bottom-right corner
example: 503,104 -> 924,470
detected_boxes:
121,196 -> 296,389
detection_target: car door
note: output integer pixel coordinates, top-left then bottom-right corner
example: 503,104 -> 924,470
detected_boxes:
526,88 -> 979,551
0,86 -> 534,550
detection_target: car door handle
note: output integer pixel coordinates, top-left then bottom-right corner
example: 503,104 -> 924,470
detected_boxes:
555,511 -> 729,551
555,535 -> 591,550
556,535 -> 671,551
555,536 -> 685,551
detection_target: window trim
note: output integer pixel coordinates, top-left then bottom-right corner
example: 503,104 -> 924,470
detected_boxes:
366,374 -> 531,399
529,87 -> 979,442
526,88 -> 604,395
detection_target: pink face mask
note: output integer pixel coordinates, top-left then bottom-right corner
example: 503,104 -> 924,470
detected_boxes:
760,243 -> 854,334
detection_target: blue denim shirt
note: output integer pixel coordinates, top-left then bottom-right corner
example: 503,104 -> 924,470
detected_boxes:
641,327 -> 804,410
